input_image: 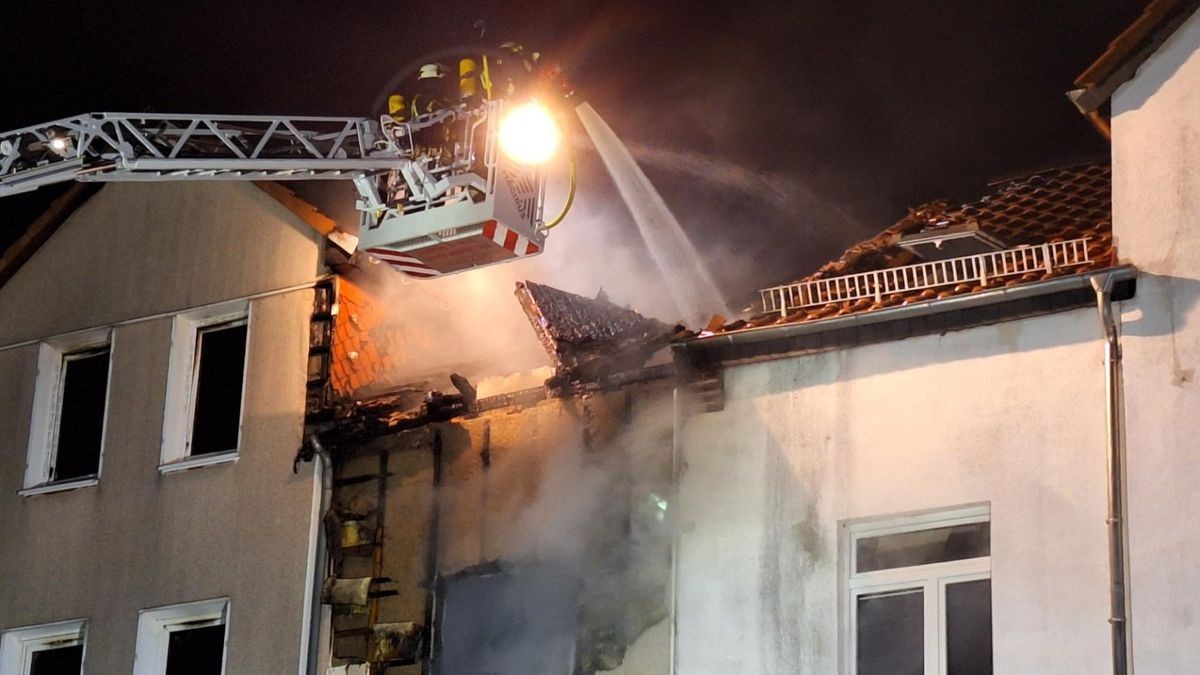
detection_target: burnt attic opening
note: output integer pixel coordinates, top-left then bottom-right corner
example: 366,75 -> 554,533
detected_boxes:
190,320 -> 248,455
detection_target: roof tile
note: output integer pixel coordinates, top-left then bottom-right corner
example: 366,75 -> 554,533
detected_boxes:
715,162 -> 1115,335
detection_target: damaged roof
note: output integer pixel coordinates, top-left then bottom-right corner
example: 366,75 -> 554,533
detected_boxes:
516,281 -> 677,384
516,282 -> 671,367
710,162 -> 1115,335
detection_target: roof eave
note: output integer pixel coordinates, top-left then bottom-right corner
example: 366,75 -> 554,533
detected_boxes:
674,265 -> 1136,365
1069,0 -> 1200,132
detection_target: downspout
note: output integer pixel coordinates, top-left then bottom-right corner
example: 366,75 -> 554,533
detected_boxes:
668,388 -> 681,675
423,428 -> 444,675
1091,274 -> 1134,674
305,434 -> 334,675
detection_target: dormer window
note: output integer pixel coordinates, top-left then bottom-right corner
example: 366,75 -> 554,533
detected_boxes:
895,221 -> 1006,261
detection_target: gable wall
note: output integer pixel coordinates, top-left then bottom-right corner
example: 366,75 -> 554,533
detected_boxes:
0,181 -> 323,345
1111,9 -> 1200,672
0,182 -> 325,673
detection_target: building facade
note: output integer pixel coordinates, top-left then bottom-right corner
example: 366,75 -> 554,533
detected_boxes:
2,5 -> 1197,675
670,4 -> 1200,673
1111,5 -> 1200,672
0,182 -> 326,674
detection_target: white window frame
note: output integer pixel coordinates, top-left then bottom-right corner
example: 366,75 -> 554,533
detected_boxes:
842,504 -> 991,675
133,598 -> 229,675
0,618 -> 87,675
160,300 -> 251,473
21,329 -> 113,496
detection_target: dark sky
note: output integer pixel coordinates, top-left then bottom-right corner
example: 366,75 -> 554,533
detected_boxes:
1,1 -> 1144,303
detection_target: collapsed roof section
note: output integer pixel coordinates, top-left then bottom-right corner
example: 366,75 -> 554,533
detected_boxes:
515,281 -> 678,386
304,281 -> 679,450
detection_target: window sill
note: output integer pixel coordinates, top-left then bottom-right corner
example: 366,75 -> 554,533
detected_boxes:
19,476 -> 99,497
159,451 -> 239,474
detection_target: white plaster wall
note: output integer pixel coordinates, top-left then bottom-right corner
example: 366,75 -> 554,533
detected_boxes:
676,309 -> 1112,673
1111,10 -> 1200,672
0,183 -> 321,674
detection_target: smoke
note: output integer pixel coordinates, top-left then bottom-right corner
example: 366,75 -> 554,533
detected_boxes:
347,185 -> 684,393
347,106 -> 740,391
576,134 -> 852,225
577,103 -> 731,326
438,393 -> 677,672
342,103 -> 857,393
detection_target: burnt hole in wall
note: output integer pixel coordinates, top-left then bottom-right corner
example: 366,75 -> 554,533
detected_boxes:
191,321 -> 248,455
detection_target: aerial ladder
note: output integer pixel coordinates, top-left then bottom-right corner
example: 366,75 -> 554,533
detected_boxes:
0,47 -> 574,278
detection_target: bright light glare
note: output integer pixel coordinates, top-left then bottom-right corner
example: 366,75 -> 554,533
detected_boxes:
498,102 -> 560,165
49,137 -> 69,152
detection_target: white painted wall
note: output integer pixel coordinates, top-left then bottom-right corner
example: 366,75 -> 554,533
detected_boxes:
1111,9 -> 1200,673
0,183 -> 322,674
676,309 -> 1113,673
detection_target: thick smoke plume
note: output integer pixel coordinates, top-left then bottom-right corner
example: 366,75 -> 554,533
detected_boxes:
438,393 -> 676,672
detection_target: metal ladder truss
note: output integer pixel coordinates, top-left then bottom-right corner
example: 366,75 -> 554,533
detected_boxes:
0,113 -> 406,197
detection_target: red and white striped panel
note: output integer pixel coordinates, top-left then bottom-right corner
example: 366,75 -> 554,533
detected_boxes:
364,247 -> 442,278
482,220 -> 541,257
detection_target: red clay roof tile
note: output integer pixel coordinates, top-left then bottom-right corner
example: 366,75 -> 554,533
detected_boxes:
716,163 -> 1115,334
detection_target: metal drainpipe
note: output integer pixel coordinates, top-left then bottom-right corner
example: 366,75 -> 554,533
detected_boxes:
423,428 -> 444,675
305,435 -> 334,675
668,388 -> 682,675
1091,274 -> 1134,674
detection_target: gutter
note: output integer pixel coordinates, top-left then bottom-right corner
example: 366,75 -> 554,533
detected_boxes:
1091,274 -> 1135,675
674,266 -> 1137,360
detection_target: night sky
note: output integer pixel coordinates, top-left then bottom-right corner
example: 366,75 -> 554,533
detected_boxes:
2,1 -> 1144,305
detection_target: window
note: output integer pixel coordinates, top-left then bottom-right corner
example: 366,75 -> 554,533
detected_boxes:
161,302 -> 249,472
0,619 -> 86,675
22,331 -> 112,495
133,599 -> 228,675
845,505 -> 992,675
435,564 -> 577,673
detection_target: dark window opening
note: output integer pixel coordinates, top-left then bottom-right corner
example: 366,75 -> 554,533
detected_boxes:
53,348 -> 109,482
856,588 -> 924,675
30,643 -> 83,674
856,522 -> 990,573
190,321 -> 247,456
165,624 -> 225,675
436,565 -> 578,675
947,579 -> 993,674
